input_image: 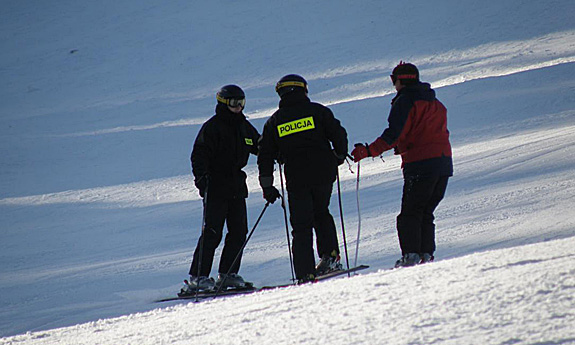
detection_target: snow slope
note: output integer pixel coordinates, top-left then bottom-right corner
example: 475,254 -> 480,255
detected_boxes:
4,237 -> 575,345
1,0 -> 574,344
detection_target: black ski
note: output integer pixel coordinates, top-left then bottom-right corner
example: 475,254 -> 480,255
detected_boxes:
260,264 -> 370,290
155,265 -> 369,303
156,284 -> 257,302
317,264 -> 369,280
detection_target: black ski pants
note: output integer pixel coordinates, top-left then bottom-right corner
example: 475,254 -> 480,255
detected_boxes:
189,197 -> 248,277
396,175 -> 449,256
288,183 -> 339,279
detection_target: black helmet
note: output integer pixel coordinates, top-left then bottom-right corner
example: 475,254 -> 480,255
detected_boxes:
390,61 -> 419,85
275,74 -> 308,97
216,84 -> 246,107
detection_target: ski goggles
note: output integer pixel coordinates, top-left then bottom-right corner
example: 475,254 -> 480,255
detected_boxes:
217,95 -> 246,107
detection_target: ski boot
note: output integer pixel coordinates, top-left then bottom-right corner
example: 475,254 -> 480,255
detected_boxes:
394,253 -> 421,268
420,253 -> 434,264
215,273 -> 252,290
179,276 -> 215,296
315,250 -> 343,276
297,273 -> 317,285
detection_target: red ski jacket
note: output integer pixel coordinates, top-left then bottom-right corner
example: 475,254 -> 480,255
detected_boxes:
369,82 -> 452,176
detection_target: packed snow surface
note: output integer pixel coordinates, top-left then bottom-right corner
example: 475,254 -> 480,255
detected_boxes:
1,0 -> 574,344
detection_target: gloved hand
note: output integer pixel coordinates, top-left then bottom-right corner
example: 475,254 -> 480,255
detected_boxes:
195,176 -> 208,198
262,186 -> 281,204
333,150 -> 347,166
351,143 -> 371,162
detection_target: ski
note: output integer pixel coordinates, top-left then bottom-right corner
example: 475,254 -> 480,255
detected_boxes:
259,264 -> 369,290
155,265 -> 369,303
317,264 -> 369,280
156,284 -> 257,302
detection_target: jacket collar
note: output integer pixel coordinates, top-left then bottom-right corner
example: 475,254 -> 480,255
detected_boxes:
391,82 -> 433,104
279,90 -> 310,108
215,103 -> 245,123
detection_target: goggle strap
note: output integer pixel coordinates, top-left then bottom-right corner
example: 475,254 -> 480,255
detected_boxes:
217,94 -> 245,107
275,81 -> 306,92
216,94 -> 227,104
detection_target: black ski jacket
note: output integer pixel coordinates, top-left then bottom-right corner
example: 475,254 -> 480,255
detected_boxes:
258,91 -> 348,189
191,104 -> 260,199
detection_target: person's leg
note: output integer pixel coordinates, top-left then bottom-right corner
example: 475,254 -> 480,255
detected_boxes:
218,198 -> 248,275
288,186 -> 316,279
396,175 -> 440,255
312,183 -> 339,258
420,176 -> 449,256
189,198 -> 227,277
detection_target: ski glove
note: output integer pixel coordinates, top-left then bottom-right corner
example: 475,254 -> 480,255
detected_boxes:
351,138 -> 391,162
333,150 -> 347,166
351,143 -> 371,162
262,186 -> 281,204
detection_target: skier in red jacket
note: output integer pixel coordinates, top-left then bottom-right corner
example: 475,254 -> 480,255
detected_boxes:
351,62 -> 453,268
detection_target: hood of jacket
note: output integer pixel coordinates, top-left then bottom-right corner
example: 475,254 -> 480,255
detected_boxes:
215,103 -> 246,124
391,82 -> 436,105
278,89 -> 311,108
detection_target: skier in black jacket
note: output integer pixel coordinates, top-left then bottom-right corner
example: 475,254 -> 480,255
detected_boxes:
185,85 -> 260,292
258,75 -> 348,283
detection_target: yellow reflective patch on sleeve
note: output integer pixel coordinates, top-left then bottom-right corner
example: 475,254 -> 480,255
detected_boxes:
245,138 -> 253,145
277,116 -> 315,138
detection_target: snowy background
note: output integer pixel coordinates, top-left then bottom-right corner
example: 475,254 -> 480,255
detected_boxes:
1,0 -> 575,344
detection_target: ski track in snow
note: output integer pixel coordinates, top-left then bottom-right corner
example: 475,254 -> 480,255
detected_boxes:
2,123 -> 572,215
53,30 -> 575,137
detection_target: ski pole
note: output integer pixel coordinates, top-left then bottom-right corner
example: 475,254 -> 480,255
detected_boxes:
336,169 -> 351,274
279,163 -> 296,283
354,161 -> 361,268
195,177 -> 209,302
214,201 -> 270,297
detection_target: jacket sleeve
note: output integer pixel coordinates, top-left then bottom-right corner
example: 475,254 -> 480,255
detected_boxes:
323,107 -> 348,157
380,93 -> 413,147
366,94 -> 414,157
248,122 -> 260,156
257,118 -> 278,188
191,122 -> 215,181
